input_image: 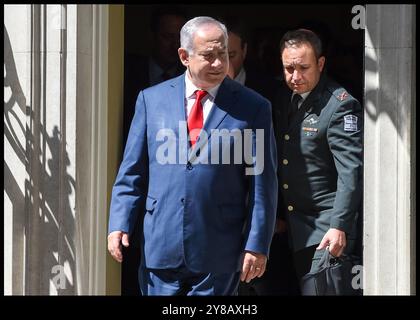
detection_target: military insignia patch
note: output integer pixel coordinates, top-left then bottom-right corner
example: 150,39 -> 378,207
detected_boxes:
344,115 -> 358,131
338,91 -> 349,101
302,126 -> 318,136
302,127 -> 318,132
304,115 -> 319,125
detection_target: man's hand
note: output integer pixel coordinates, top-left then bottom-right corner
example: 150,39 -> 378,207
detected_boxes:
107,231 -> 129,263
240,251 -> 267,283
316,228 -> 346,257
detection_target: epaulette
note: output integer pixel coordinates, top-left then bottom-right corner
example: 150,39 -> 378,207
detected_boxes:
336,90 -> 349,101
328,84 -> 351,102
323,76 -> 354,103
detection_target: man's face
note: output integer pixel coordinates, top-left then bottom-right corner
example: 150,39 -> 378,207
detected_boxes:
154,15 -> 186,67
178,24 -> 228,89
281,42 -> 325,94
228,31 -> 247,78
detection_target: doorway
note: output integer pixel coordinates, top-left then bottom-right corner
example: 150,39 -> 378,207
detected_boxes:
121,4 -> 364,295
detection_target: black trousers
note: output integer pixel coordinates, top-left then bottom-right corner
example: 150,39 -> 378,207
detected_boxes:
292,244 -> 320,281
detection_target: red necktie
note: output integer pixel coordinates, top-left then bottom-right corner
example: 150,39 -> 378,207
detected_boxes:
188,90 -> 207,147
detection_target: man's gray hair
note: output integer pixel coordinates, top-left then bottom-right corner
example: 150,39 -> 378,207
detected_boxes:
180,16 -> 228,54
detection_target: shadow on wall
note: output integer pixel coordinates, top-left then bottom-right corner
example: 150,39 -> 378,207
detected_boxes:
364,53 -> 409,138
4,25 -> 76,295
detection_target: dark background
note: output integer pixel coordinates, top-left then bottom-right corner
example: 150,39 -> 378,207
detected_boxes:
125,4 -> 364,102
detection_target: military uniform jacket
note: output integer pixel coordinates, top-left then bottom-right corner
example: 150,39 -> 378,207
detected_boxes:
273,74 -> 363,252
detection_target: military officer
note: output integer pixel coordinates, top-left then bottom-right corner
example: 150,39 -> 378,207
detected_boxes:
273,29 -> 363,292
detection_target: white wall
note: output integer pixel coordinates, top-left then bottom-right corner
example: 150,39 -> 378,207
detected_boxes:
364,4 -> 416,295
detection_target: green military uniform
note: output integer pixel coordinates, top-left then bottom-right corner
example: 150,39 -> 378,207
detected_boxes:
273,73 -> 363,252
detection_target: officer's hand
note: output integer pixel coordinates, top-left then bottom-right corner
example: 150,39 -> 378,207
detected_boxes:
107,231 -> 129,263
316,228 -> 346,257
240,251 -> 267,283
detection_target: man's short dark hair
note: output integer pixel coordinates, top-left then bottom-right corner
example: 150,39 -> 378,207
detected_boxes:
150,5 -> 188,33
220,15 -> 249,48
280,29 -> 323,59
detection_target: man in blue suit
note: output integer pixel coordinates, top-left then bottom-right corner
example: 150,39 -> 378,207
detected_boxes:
108,16 -> 278,296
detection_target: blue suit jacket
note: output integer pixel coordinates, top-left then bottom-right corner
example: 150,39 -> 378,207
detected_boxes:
108,74 -> 278,273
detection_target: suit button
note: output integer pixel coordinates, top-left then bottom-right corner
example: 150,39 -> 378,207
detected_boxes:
288,205 -> 294,212
283,159 -> 288,165
181,198 -> 185,204
283,184 -> 289,189
186,162 -> 193,170
284,134 -> 290,141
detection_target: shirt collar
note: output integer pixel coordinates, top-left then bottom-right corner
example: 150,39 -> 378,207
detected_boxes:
185,71 -> 221,100
291,91 -> 311,108
292,91 -> 311,101
300,91 -> 311,101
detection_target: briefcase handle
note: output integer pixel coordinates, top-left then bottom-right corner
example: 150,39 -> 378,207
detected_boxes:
318,247 -> 340,268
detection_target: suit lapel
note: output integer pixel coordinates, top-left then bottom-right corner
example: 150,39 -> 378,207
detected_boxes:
203,78 -> 235,134
168,74 -> 188,133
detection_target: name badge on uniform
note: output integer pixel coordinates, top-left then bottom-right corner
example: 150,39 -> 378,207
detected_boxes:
344,115 -> 358,131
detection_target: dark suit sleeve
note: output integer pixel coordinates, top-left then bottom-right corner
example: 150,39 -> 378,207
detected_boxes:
108,90 -> 149,235
327,98 -> 363,233
244,100 -> 278,255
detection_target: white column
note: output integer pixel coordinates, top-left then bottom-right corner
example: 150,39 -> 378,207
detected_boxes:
364,4 -> 416,295
4,4 -> 32,295
4,4 -> 109,295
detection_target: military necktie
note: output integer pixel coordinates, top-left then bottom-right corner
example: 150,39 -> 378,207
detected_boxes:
288,94 -> 302,125
187,90 -> 207,147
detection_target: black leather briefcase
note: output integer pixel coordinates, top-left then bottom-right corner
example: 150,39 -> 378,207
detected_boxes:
300,248 -> 362,296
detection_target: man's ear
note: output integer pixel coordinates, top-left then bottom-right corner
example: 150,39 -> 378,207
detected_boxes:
178,48 -> 189,67
318,56 -> 325,72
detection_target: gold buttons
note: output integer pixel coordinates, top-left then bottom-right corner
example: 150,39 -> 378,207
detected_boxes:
283,184 -> 289,189
284,134 -> 290,140
283,159 -> 288,165
288,205 -> 294,212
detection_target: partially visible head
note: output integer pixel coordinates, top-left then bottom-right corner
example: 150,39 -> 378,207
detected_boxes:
178,16 -> 229,89
151,6 -> 188,68
222,16 -> 248,78
280,29 -> 325,94
227,60 -> 235,79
